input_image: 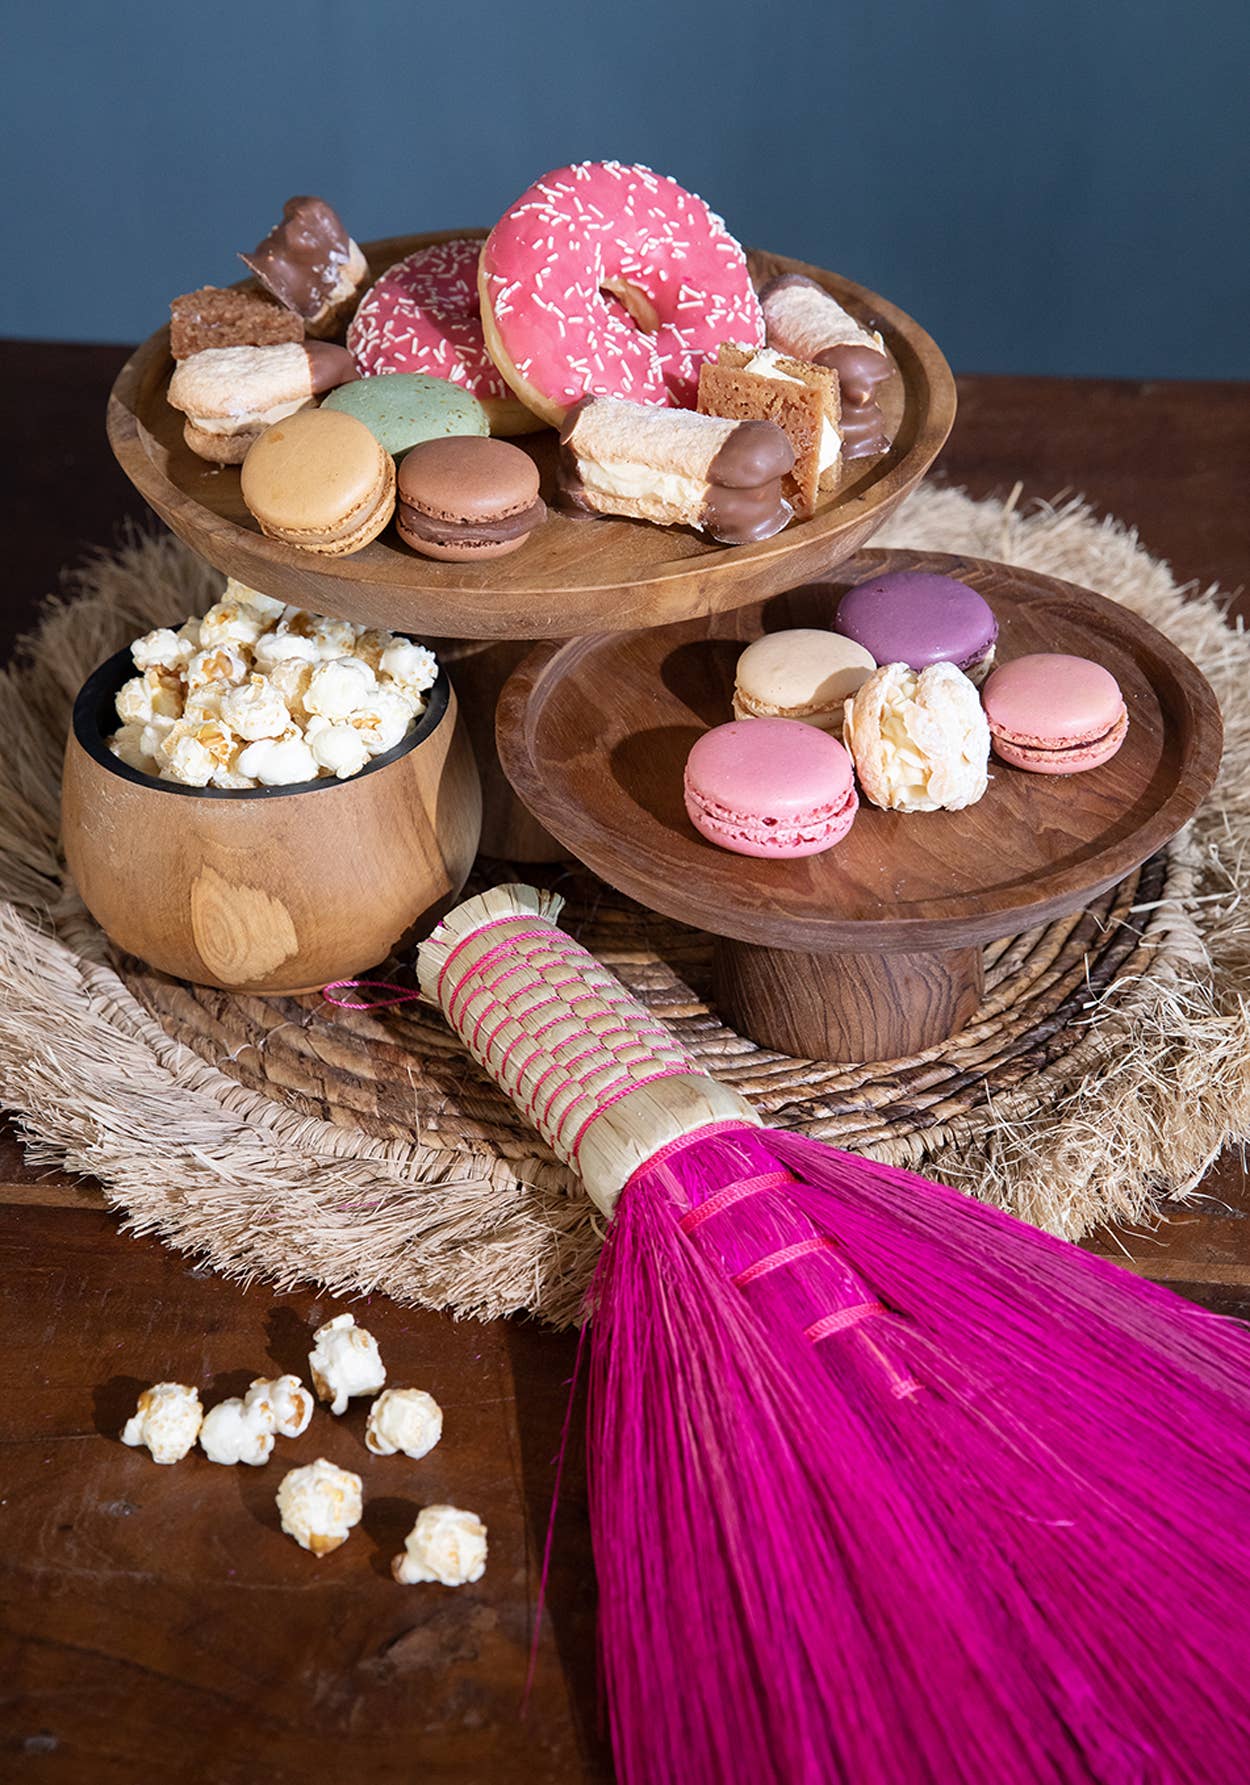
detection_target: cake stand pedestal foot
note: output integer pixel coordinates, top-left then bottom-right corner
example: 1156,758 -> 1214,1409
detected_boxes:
711,939 -> 985,1062
430,637 -> 564,863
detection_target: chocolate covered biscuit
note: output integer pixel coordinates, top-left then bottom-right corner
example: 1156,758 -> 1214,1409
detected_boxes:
241,196 -> 369,338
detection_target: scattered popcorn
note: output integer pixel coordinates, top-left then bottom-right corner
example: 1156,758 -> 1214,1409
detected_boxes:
365,1388 -> 443,1460
109,590 -> 437,789
116,668 -> 183,725
380,638 -> 438,699
132,626 -> 195,673
276,1458 -> 363,1557
304,656 -> 378,721
220,675 -> 292,741
247,1374 -> 314,1439
306,715 -> 372,780
309,1313 -> 386,1416
121,1382 -> 203,1465
392,1505 -> 487,1587
199,1394 -> 275,1467
235,731 -> 319,787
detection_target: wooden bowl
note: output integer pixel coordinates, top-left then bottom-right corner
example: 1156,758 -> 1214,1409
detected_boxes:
106,231 -> 956,641
497,549 -> 1223,1061
62,650 -> 482,994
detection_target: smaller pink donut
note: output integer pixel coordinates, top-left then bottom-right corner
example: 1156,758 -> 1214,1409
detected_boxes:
347,238 -> 540,436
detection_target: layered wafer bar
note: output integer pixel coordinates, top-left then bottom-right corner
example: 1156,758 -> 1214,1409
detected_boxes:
698,343 -> 841,518
558,397 -> 794,544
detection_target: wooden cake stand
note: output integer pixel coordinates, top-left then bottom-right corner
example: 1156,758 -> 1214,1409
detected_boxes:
106,231 -> 955,857
497,550 -> 1223,1061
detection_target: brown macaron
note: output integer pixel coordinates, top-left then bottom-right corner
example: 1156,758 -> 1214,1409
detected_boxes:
396,437 -> 545,561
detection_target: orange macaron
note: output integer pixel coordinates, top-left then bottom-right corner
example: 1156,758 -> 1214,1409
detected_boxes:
241,408 -> 396,556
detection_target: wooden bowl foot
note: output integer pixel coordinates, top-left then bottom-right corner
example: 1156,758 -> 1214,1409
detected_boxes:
712,938 -> 985,1062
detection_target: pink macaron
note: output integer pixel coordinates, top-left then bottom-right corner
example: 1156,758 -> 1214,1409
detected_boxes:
982,653 -> 1128,774
683,718 -> 858,858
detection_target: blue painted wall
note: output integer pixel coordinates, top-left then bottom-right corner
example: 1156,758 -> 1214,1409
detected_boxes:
4,0 -> 1247,376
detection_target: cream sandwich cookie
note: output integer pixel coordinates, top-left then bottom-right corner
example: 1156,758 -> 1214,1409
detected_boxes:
758,274 -> 894,458
168,340 -> 357,464
559,397 -> 794,544
733,630 -> 876,729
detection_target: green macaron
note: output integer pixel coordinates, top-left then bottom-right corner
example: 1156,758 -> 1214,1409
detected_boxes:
321,372 -> 488,456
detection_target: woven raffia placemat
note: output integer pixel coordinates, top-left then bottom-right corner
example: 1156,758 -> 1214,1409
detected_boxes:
1,485 -> 1247,1326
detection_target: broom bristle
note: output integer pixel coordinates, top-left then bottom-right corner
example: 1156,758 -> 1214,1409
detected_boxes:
589,1123 -> 1250,1785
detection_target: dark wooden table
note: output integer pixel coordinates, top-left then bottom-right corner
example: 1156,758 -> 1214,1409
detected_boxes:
2,345 -> 1248,1783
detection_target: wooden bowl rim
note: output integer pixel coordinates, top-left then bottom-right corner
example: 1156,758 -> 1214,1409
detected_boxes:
72,645 -> 452,801
497,548 -> 1225,952
106,231 -> 957,640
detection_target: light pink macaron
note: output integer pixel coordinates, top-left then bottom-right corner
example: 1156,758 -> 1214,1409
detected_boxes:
683,718 -> 858,858
982,653 -> 1128,774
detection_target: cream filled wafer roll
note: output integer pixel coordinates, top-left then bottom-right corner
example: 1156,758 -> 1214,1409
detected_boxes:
758,274 -> 894,457
168,340 -> 357,464
557,396 -> 794,544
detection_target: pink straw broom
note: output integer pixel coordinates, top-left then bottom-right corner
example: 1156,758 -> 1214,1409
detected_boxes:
417,885 -> 1250,1785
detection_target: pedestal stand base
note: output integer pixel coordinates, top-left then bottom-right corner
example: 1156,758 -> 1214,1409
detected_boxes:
712,940 -> 985,1061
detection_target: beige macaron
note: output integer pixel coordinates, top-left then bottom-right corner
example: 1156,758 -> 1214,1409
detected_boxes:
733,629 -> 877,730
241,408 -> 396,556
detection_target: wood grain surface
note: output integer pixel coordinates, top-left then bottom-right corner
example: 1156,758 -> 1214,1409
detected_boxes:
3,340 -> 1248,1782
106,235 -> 955,640
497,552 -> 1221,951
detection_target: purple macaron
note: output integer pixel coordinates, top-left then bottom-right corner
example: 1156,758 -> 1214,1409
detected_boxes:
833,571 -> 999,685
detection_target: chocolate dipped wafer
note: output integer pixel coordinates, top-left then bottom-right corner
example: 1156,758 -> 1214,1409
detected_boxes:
241,196 -> 369,339
758,275 -> 894,458
558,397 -> 794,544
169,341 -> 357,464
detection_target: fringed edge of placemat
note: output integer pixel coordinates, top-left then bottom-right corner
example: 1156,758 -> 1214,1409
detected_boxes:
1,486 -> 1247,1325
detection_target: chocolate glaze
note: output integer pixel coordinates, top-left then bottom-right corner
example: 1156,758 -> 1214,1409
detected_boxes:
304,341 -> 358,394
702,479 -> 792,545
708,418 -> 794,488
758,270 -> 894,450
559,394 -> 598,445
813,341 -> 892,409
397,496 -> 546,546
241,197 -> 353,321
833,397 -> 891,459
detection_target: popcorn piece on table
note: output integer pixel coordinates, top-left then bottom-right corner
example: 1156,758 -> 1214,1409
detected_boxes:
309,1312 -> 386,1415
305,716 -> 372,780
365,1388 -> 443,1460
121,1382 -> 203,1464
219,675 -> 293,741
304,656 -> 378,721
247,1374 -> 314,1440
235,730 -> 319,787
276,1458 -> 363,1556
199,1394 -> 275,1467
843,661 -> 990,814
392,1505 -> 487,1586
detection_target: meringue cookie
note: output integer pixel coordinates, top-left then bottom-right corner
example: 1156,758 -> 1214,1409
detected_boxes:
246,1374 -> 314,1439
843,661 -> 990,813
365,1388 -> 443,1460
121,1382 -> 203,1465
392,1505 -> 487,1587
199,1394 -> 275,1466
308,1313 -> 385,1415
276,1458 -> 363,1557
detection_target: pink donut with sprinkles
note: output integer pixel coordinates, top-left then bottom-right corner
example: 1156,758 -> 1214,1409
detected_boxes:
479,160 -> 765,427
347,237 -> 541,436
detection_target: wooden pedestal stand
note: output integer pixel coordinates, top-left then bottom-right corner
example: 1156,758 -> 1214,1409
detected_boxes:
497,551 -> 1222,1061
106,232 -> 955,860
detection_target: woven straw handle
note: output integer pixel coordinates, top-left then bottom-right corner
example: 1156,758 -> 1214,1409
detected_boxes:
417,886 -> 759,1215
